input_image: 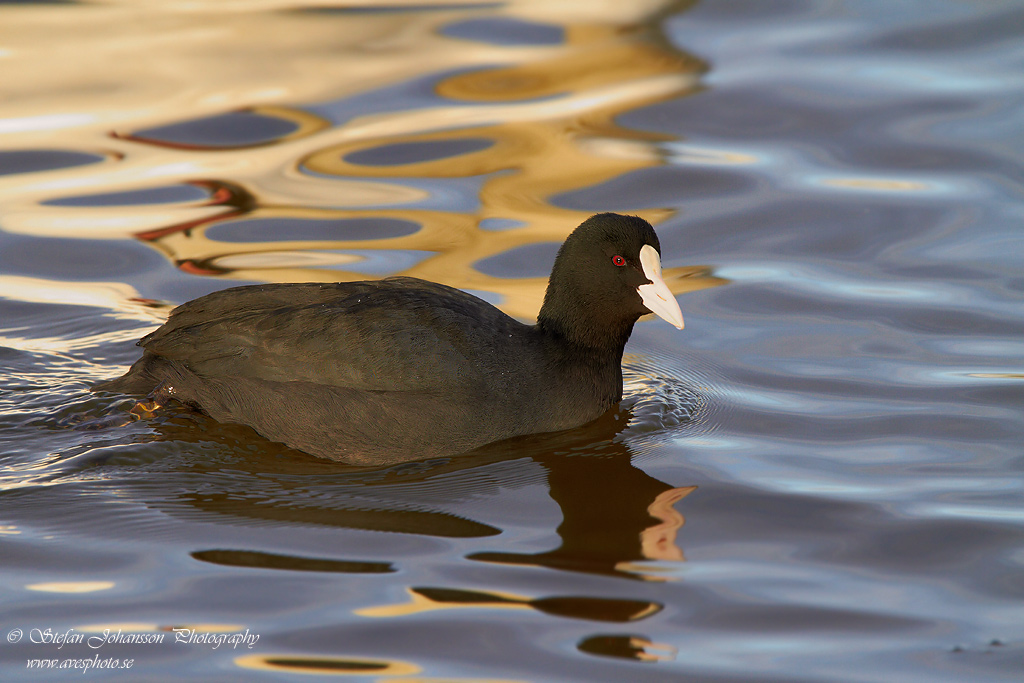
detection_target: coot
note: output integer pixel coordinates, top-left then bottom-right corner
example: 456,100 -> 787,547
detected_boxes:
94,213 -> 684,465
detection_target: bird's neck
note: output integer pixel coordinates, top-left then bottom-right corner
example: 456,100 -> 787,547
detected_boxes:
536,305 -> 637,359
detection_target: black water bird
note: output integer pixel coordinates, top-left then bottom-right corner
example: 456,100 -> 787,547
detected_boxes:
94,213 -> 684,465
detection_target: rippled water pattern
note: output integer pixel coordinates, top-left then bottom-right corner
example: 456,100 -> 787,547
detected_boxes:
1,1 -> 1022,681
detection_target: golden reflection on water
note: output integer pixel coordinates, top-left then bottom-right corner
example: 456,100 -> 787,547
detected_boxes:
26,581 -> 115,593
820,177 -> 933,192
0,276 -> 156,321
0,0 -> 722,322
0,276 -> 162,353
637,485 -> 694,563
356,587 -> 661,622
235,653 -> 422,678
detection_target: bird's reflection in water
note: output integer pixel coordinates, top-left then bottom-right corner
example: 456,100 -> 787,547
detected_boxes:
467,427 -> 694,580
150,406 -> 694,583
77,400 -> 695,666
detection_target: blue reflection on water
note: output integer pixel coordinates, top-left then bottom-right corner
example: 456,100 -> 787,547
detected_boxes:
297,169 -> 493,213
344,138 -> 494,166
306,65 -> 532,125
133,111 -> 299,148
321,249 -> 434,275
478,218 -> 527,231
0,149 -> 104,176
207,217 -> 419,243
441,17 -> 565,46
715,264 -> 938,302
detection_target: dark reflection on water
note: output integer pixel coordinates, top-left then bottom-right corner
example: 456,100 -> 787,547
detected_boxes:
467,435 -> 695,580
578,633 -> 677,662
1,0 -> 1023,681
191,549 -> 396,574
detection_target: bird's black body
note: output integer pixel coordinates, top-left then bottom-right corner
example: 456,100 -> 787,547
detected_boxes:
94,213 -> 681,465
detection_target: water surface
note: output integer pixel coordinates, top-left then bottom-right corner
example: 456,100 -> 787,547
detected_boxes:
1,1 -> 1022,681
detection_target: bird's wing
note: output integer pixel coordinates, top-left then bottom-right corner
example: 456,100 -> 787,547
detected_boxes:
140,278 -> 524,392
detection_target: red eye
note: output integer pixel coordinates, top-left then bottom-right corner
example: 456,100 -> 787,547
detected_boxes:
611,255 -> 626,266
